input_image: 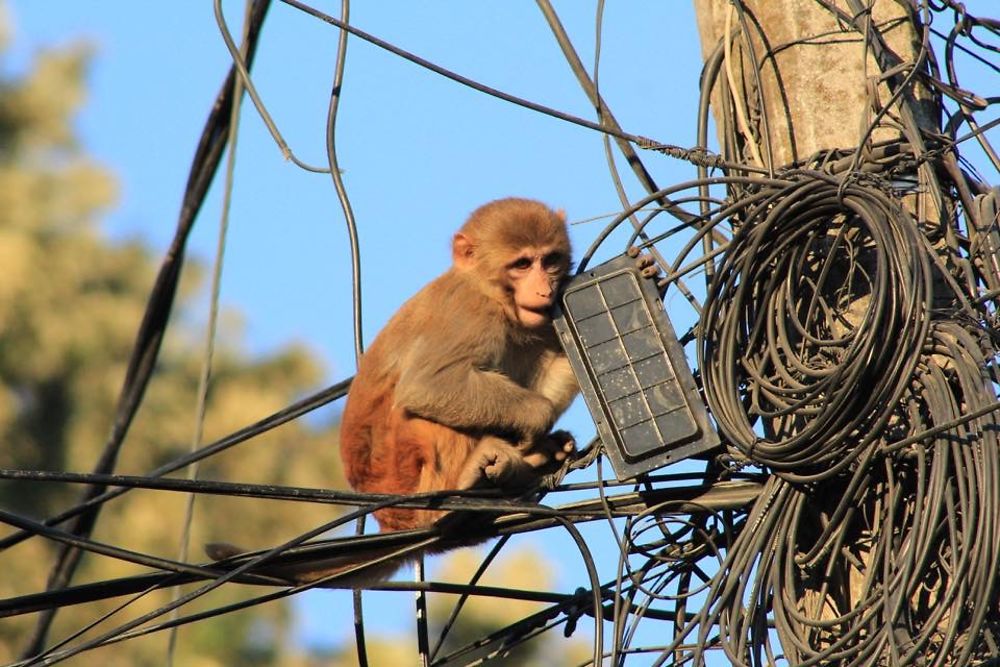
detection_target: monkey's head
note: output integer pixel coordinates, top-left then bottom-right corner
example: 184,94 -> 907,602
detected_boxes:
452,198 -> 572,329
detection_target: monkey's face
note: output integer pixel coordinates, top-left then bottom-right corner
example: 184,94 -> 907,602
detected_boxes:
506,247 -> 569,328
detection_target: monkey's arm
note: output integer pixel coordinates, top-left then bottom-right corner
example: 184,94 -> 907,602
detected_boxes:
395,338 -> 555,440
533,351 -> 578,415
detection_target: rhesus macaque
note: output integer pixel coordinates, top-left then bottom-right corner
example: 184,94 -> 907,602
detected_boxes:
340,197 -> 579,533
208,198 -> 579,584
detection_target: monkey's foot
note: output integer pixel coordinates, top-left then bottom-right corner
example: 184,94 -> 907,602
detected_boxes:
457,437 -> 537,490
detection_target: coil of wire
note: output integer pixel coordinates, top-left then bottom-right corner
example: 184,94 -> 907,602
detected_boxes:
699,171 -> 933,480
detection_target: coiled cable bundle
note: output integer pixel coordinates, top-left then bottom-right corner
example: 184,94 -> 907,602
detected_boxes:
699,171 -> 934,480
674,170 -> 1000,663
702,319 -> 1000,665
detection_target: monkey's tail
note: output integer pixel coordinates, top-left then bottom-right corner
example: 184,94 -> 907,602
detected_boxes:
204,541 -> 408,588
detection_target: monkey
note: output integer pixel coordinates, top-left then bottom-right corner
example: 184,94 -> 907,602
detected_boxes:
340,197 -> 580,529
207,198 -> 579,584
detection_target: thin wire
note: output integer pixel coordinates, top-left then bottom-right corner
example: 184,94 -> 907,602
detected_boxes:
318,1 -> 371,661
283,0 -> 751,173
415,556 -> 431,667
534,0 -> 732,245
325,0 -> 363,365
165,3 -> 251,663
427,535 -> 512,660
592,0 -> 642,239
723,4 -> 766,169
732,0 -> 776,175
213,0 -> 331,173
17,3 -> 275,656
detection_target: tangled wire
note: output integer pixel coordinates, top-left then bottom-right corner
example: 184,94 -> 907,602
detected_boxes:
1,0 -> 997,665
701,172 -> 933,479
578,159 -> 1000,664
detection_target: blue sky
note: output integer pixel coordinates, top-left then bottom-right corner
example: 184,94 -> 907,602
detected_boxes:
5,0 -> 997,659
5,2 -> 702,378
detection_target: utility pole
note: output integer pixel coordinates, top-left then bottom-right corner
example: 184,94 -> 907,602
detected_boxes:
690,1 -> 1000,663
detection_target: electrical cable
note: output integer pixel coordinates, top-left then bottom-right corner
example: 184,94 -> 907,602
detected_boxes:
6,1 -> 999,665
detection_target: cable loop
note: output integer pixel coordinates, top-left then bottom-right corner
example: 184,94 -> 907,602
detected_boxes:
699,171 -> 933,479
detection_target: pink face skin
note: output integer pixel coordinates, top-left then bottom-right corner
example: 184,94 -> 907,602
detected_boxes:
506,247 -> 568,328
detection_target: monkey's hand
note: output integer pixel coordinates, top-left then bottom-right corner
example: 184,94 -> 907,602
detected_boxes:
520,430 -> 576,474
627,245 -> 661,279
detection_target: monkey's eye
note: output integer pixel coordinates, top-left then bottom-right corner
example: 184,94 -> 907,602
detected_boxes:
542,252 -> 566,271
509,257 -> 533,271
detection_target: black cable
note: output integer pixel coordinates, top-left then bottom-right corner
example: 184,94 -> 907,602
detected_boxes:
278,0 -> 755,173
8,2 -> 998,664
0,379 -> 350,553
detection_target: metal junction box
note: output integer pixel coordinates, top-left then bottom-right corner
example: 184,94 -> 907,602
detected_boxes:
553,254 -> 719,480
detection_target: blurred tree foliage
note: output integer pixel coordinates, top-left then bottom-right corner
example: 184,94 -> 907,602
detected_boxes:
0,14 -> 344,667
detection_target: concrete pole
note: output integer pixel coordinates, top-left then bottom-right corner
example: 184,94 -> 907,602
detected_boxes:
692,0 -> 936,171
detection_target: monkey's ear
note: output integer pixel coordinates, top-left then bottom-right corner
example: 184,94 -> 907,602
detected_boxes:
555,209 -> 567,222
452,233 -> 476,269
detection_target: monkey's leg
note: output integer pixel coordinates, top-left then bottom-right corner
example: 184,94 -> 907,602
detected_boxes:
457,433 -> 576,490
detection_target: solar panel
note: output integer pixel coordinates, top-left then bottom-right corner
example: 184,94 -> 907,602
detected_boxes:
553,254 -> 719,479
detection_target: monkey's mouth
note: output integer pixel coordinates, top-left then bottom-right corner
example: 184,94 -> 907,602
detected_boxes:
517,304 -> 553,326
